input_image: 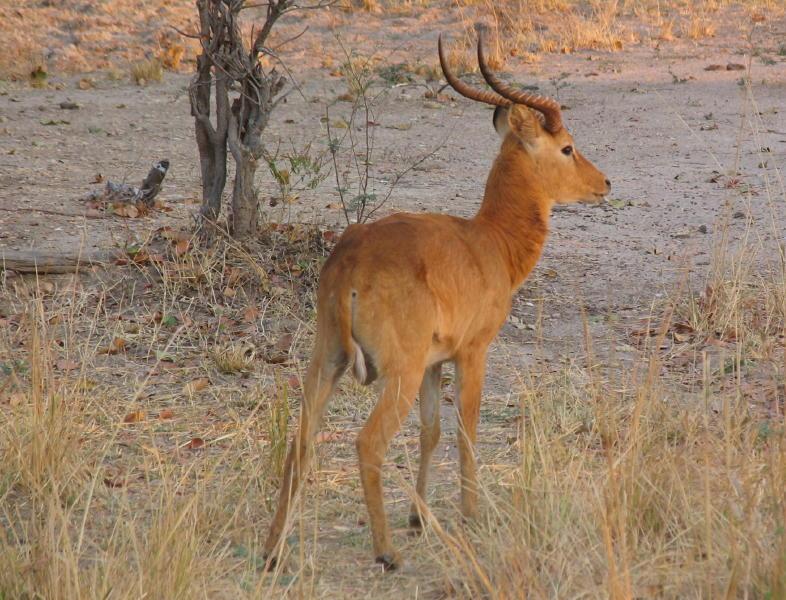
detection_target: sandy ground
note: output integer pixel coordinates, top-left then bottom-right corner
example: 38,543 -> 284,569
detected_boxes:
1,3 -> 785,594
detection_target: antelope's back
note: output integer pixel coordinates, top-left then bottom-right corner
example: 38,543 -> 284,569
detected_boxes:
317,213 -> 508,330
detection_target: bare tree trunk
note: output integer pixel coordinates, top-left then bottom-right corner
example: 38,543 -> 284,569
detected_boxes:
228,76 -> 282,237
230,152 -> 260,238
190,0 -> 230,232
207,74 -> 230,220
192,54 -> 223,222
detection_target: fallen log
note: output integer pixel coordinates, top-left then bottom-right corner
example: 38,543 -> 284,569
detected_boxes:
0,207 -> 105,219
0,249 -> 119,274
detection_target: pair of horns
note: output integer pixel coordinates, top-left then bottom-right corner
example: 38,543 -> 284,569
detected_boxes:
438,32 -> 563,133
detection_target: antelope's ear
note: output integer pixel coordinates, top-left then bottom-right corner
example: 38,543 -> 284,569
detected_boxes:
507,104 -> 541,144
493,106 -> 509,138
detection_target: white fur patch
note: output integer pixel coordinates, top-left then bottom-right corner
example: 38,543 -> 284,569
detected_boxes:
351,341 -> 367,383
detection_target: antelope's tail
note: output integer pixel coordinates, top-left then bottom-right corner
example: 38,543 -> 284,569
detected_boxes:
337,289 -> 368,384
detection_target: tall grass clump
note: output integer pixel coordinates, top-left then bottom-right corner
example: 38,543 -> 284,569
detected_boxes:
424,357 -> 786,597
0,257 -> 294,598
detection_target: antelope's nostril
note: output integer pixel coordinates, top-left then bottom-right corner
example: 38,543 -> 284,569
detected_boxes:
605,178 -> 611,189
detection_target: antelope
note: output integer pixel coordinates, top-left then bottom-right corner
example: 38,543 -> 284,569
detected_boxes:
263,32 -> 610,571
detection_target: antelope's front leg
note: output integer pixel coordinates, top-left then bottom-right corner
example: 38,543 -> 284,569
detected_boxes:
455,350 -> 487,520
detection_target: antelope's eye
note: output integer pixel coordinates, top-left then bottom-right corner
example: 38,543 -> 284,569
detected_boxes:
561,145 -> 574,156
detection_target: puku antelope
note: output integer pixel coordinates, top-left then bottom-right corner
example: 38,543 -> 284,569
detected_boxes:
263,33 -> 610,571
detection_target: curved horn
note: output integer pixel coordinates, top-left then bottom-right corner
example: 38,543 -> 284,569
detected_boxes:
476,32 -> 563,133
438,34 -> 510,108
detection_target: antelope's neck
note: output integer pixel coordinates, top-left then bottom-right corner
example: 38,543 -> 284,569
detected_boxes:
472,150 -> 550,290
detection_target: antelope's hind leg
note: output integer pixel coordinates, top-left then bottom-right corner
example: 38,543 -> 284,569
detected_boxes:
356,371 -> 422,571
262,352 -> 344,567
408,363 -> 443,531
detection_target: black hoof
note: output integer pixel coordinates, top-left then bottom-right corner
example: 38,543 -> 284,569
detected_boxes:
408,513 -> 423,529
375,554 -> 399,572
262,554 -> 278,572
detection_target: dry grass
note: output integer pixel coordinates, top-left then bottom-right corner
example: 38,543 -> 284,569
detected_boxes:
3,1 -> 779,81
447,0 -> 782,60
683,12 -> 718,39
0,225 -> 337,598
0,1 -> 198,79
131,58 -> 164,86
437,0 -> 763,69
423,354 -> 786,597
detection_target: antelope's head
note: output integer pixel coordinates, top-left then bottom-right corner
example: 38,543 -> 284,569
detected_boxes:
439,33 -> 611,205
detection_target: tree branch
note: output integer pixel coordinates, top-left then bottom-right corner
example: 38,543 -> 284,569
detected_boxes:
168,24 -> 201,39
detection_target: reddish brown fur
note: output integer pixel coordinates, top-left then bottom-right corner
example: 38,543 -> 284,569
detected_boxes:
263,95 -> 610,571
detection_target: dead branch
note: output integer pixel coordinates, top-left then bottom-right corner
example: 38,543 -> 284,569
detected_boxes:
168,24 -> 202,39
0,249 -> 119,274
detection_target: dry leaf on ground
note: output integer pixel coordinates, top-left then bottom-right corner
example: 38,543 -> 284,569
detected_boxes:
242,306 -> 259,323
183,377 -> 210,395
185,437 -> 205,450
123,410 -> 146,423
175,239 -> 190,256
55,359 -> 80,371
159,408 -> 175,419
103,474 -> 126,488
315,431 -> 343,444
100,337 -> 126,355
112,203 -> 139,218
